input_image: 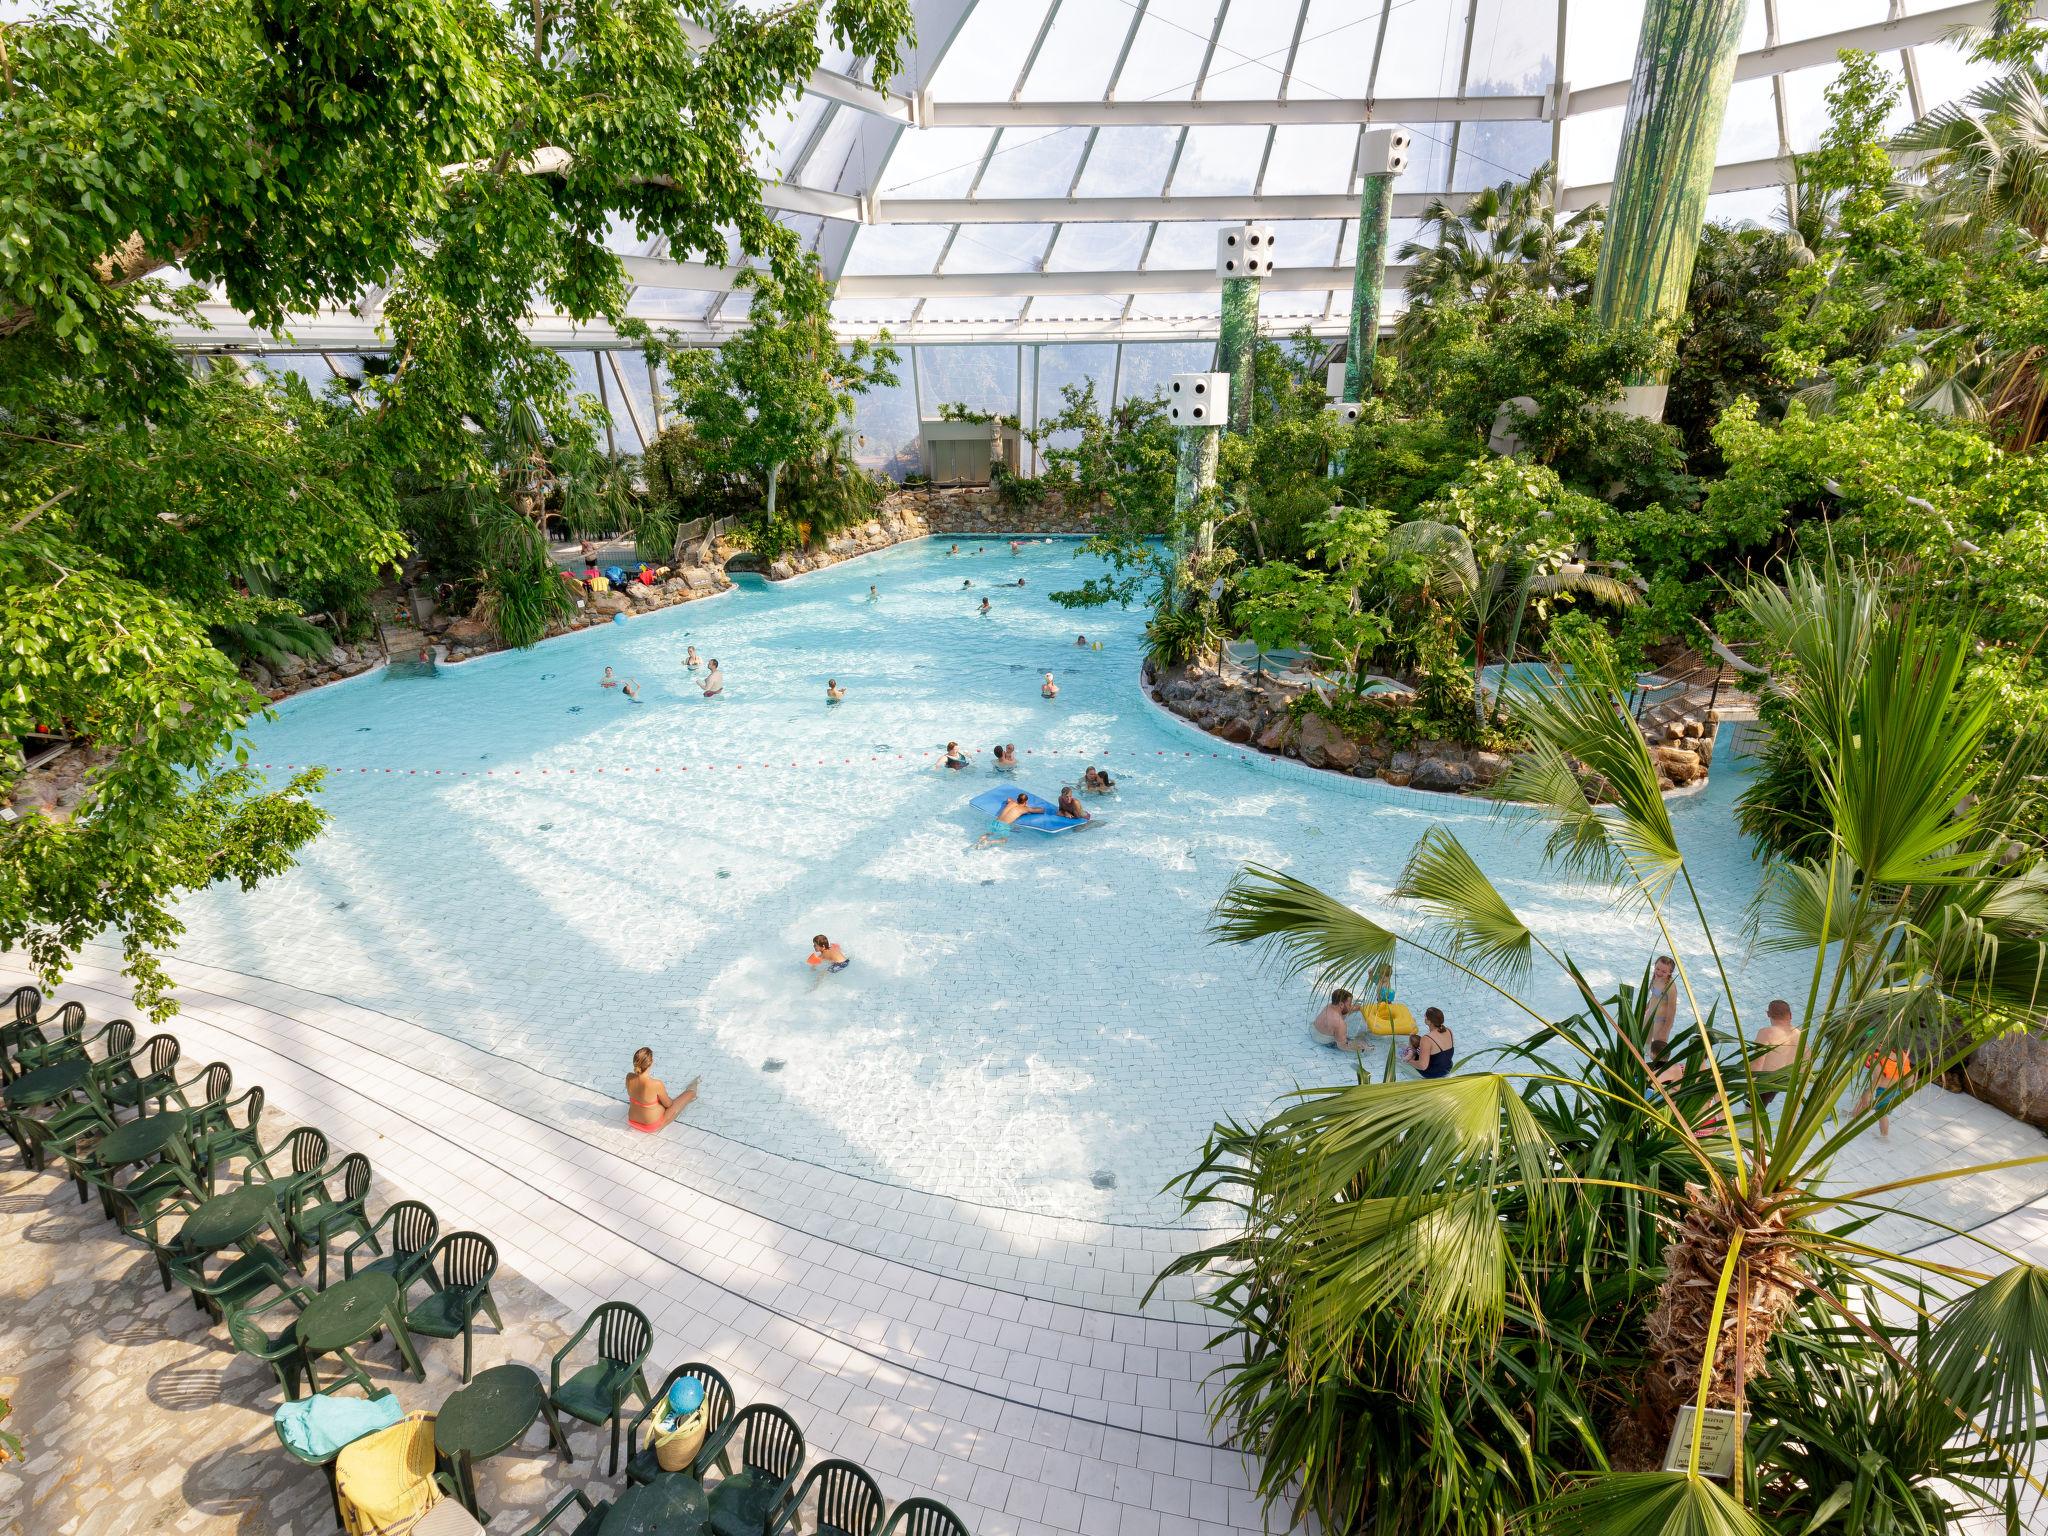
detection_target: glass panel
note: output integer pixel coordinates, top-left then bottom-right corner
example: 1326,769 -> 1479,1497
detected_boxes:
1173,125 -> 1270,195
792,105 -> 861,191
1715,76 -> 1780,165
248,355 -> 336,393
919,345 -> 1020,417
753,94 -> 830,180
608,352 -> 661,447
1705,187 -> 1788,228
1261,287 -> 1333,319
1036,342 -> 1118,451
626,287 -> 723,320
1263,124 -> 1361,195
1129,289 -> 1221,319
1465,0 -> 1557,96
1392,123 -> 1455,194
832,298 -> 920,325
1144,220 -> 1230,269
1269,218 -> 1342,269
1020,3 -> 1133,102
847,355 -> 922,479
1113,0 -> 1220,101
1374,0 -> 1469,99
1205,1 -> 1298,101
1289,0 -> 1384,99
1561,103 -> 1625,188
921,295 -> 1030,321
1048,222 -> 1154,271
1074,126 -> 1181,197
1778,0 -> 1886,45
840,224 -> 950,276
1032,294 -> 1129,320
1452,120 -> 1552,191
927,0 -> 1055,99
977,127 -> 1090,199
1114,341 -> 1219,406
1566,0 -> 1644,90
941,223 -> 1056,273
560,351 -> 608,423
878,127 -> 998,197
1910,38 -> 1997,115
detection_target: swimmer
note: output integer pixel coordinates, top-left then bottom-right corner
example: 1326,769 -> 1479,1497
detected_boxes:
1010,541 -> 1021,555
1311,990 -> 1368,1051
867,585 -> 878,602
701,659 -> 724,697
626,1047 -> 698,1132
993,743 -> 1018,770
622,678 -> 641,701
601,666 -> 619,689
976,791 -> 1034,847
1082,765 -> 1115,793
685,646 -> 700,669
963,578 -> 973,589
979,597 -> 991,615
949,544 -> 960,557
1041,672 -> 1059,699
1057,786 -> 1090,821
826,678 -> 845,703
943,740 -> 971,770
808,934 -> 851,972
1075,634 -> 1088,647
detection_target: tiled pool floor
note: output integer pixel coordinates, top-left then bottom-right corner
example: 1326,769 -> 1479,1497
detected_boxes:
155,537 -> 2048,1232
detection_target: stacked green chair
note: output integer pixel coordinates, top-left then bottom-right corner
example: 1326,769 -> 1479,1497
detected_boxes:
878,1498 -> 973,1536
173,1061 -> 233,1123
403,1231 -> 502,1382
171,1235 -> 296,1324
246,1125 -> 328,1203
107,1183 -> 197,1293
624,1361 -> 737,1486
80,1012 -> 136,1061
343,1199 -> 438,1290
766,1458 -> 886,1536
191,1085 -> 264,1187
287,1151 -> 375,1285
17,1001 -> 87,1071
0,984 -> 43,1079
549,1301 -> 653,1476
694,1404 -> 805,1536
15,1103 -> 112,1201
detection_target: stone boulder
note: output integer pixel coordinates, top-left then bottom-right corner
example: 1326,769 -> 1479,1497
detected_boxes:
1653,745 -> 1704,786
1963,1030 -> 2048,1129
585,589 -> 629,617
768,557 -> 796,580
680,566 -> 714,591
1256,714 -> 1293,753
445,615 -> 494,646
1295,712 -> 1359,771
1412,755 -> 1475,792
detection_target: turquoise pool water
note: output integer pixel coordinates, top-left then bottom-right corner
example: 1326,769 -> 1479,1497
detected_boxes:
173,537 -> 1808,1222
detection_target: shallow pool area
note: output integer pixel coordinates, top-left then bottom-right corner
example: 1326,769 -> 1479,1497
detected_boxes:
166,539 -> 1890,1223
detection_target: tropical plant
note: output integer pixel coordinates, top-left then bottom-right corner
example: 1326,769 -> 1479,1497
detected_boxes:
1160,562 -> 2048,1533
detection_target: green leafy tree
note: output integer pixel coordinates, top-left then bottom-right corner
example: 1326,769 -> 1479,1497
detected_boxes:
1233,563 -> 1392,684
1169,564 -> 2048,1534
665,257 -> 898,538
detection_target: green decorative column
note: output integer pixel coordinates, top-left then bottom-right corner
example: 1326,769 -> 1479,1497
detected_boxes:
1175,422 -> 1221,556
1216,225 -> 1273,435
1342,129 -> 1410,402
1590,0 -> 1748,417
1167,372 -> 1227,572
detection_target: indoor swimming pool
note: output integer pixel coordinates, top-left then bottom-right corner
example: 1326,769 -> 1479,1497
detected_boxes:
171,537 -> 1814,1222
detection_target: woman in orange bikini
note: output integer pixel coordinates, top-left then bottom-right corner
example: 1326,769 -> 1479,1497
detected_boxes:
626,1047 -> 698,1133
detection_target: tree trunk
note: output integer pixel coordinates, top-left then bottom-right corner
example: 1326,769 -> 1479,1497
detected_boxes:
764,461 -> 782,520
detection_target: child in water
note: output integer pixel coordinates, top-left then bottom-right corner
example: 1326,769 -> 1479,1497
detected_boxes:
808,935 -> 851,972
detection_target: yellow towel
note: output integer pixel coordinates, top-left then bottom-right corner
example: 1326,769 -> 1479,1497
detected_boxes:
336,1412 -> 442,1535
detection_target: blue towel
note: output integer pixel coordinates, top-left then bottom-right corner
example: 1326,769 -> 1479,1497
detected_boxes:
275,1391 -> 403,1461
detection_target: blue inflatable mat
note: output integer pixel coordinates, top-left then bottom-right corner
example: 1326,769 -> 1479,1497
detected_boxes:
969,784 -> 1094,834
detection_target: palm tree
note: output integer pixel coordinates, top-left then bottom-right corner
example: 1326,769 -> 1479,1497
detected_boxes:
1894,67 -> 2048,250
1396,162 -> 1600,350
1163,562 -> 2048,1532
1384,517 -> 1638,722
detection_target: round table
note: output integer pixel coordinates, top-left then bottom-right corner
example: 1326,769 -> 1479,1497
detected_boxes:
298,1270 -> 425,1385
94,1108 -> 189,1170
436,1363 -> 572,1520
600,1476 -> 711,1536
180,1181 -> 284,1253
3,1056 -> 91,1109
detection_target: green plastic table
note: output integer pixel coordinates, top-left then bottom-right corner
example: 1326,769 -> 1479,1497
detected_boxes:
297,1270 -> 425,1388
599,1476 -> 711,1536
3,1056 -> 91,1109
435,1363 -> 573,1522
180,1181 -> 293,1257
93,1107 -> 189,1171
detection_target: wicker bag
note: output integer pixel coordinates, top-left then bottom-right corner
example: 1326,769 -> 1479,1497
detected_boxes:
647,1404 -> 707,1473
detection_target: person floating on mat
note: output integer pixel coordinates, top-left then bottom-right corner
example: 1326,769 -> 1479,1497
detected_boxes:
626,1047 -> 698,1133
977,791 -> 1034,847
1311,989 -> 1368,1051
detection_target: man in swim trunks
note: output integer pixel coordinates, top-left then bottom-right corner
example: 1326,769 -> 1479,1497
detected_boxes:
626,1047 -> 698,1132
1057,786 -> 1090,821
1752,998 -> 1800,1107
977,792 -> 1034,847
1311,989 -> 1367,1050
827,678 -> 845,703
993,743 -> 1018,770
702,659 -> 723,696
809,934 -> 851,971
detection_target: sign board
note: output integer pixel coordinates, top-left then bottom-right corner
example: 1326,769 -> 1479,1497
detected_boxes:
1662,1406 -> 1743,1480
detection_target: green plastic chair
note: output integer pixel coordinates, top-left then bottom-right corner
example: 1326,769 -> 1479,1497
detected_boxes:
288,1151 -> 374,1286
878,1497 -> 973,1536
625,1361 -> 738,1486
15,1104 -> 112,1201
172,1061 -> 232,1123
190,1085 -> 264,1187
104,1032 -> 181,1117
518,1490 -> 611,1535
696,1404 -> 805,1536
171,1232 -> 295,1323
549,1301 -> 653,1476
403,1231 -> 501,1382
16,1001 -> 87,1071
80,1013 -> 136,1061
766,1458 -> 885,1536
246,1125 -> 328,1203
227,1288 -> 338,1400
343,1199 -> 437,1290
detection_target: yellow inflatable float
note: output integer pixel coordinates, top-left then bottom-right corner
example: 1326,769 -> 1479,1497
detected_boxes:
1363,1001 -> 1416,1036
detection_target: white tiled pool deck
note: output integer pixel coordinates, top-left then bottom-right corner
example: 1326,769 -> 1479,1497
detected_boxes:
11,947 -> 1264,1536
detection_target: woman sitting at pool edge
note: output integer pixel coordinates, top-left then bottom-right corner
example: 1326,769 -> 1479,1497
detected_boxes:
626,1048 -> 698,1133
